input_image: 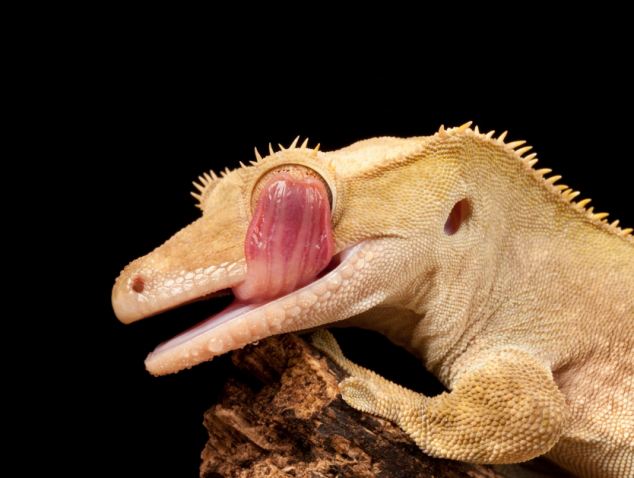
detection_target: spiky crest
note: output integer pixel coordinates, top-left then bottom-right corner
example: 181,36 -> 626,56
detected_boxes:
442,123 -> 632,242
190,170 -> 220,209
191,137 -> 319,208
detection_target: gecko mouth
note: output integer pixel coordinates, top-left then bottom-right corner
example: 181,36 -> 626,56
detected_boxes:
145,242 -> 374,375
142,172 -> 385,375
151,246 -> 347,354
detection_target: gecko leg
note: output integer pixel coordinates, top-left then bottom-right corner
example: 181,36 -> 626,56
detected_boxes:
311,329 -> 569,464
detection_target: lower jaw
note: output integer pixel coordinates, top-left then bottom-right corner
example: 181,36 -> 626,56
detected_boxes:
145,241 -> 372,376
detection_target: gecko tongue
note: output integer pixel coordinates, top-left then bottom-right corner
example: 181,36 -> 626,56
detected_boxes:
233,173 -> 334,302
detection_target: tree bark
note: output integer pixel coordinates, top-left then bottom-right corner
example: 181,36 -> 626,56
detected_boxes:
200,334 -> 504,478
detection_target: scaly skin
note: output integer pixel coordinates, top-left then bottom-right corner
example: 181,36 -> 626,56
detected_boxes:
112,125 -> 633,477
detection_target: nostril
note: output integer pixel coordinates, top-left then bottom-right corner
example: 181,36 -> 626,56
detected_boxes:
132,276 -> 145,293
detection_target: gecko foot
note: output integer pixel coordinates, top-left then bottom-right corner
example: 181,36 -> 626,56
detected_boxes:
338,376 -> 397,418
311,328 -> 426,422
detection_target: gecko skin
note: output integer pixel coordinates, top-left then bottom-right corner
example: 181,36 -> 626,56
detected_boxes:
112,124 -> 633,477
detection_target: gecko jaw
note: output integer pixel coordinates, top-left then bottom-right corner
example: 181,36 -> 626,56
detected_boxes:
145,241 -> 380,375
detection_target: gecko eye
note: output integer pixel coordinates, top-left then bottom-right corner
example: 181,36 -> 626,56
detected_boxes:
250,164 -> 333,213
444,198 -> 471,235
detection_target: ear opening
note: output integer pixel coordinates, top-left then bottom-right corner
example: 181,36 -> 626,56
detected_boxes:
444,198 -> 471,235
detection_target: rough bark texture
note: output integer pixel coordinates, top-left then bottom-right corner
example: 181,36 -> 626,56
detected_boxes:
200,334 -> 504,478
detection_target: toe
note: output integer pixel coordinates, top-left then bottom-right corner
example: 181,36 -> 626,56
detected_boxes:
311,329 -> 344,358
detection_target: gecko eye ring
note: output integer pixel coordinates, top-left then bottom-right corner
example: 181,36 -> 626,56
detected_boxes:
250,164 -> 334,214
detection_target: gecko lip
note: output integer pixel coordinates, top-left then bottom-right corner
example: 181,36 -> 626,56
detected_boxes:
145,241 -> 377,375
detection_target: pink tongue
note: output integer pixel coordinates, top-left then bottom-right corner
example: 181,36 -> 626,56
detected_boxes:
233,173 -> 334,302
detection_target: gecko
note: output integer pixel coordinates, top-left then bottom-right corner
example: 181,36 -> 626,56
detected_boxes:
112,123 -> 633,477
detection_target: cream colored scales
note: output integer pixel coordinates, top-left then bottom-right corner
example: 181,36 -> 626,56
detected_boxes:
113,124 -> 633,478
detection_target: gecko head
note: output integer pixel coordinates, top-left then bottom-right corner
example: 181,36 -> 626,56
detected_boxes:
112,131 -> 471,375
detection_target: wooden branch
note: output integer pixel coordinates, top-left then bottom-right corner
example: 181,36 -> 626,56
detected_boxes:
200,334 -> 504,478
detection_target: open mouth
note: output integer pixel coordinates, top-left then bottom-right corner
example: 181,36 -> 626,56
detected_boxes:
145,241 -> 373,375
114,170 -> 387,375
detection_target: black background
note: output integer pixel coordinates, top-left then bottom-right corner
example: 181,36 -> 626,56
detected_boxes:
57,33 -> 633,478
